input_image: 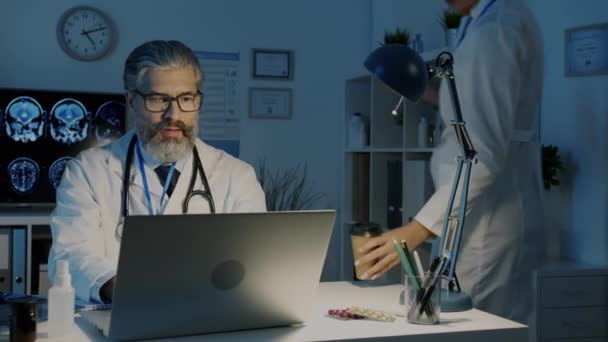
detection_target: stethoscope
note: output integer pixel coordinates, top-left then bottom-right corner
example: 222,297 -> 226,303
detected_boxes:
116,135 -> 215,240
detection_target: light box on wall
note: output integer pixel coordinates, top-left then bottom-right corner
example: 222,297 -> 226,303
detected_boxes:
0,88 -> 126,207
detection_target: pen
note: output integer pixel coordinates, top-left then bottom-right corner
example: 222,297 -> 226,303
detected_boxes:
410,256 -> 447,321
413,250 -> 425,279
407,256 -> 441,321
395,240 -> 436,318
400,240 -> 419,278
392,240 -> 420,291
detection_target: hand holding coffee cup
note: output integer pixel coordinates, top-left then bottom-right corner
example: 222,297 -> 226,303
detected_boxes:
353,219 -> 435,281
350,223 -> 381,280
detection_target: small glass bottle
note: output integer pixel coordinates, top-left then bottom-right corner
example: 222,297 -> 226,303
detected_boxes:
349,113 -> 367,148
10,298 -> 37,342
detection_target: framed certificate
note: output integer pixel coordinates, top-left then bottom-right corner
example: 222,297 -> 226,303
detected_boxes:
565,23 -> 608,77
248,87 -> 293,119
252,49 -> 293,80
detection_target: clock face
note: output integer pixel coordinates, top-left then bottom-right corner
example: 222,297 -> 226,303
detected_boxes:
57,6 -> 116,61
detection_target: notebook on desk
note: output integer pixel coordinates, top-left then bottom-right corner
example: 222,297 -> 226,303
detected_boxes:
82,210 -> 336,341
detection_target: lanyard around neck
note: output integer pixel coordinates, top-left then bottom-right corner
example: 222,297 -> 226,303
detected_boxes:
135,142 -> 176,215
477,0 -> 497,21
472,0 -> 498,26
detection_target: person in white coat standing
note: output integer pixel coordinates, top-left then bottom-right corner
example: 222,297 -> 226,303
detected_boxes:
355,0 -> 544,323
48,40 -> 267,303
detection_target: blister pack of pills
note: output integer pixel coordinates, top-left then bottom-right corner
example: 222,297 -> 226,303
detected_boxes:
327,309 -> 365,320
347,306 -> 396,322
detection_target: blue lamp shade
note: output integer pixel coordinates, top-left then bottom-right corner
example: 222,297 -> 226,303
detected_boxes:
364,44 -> 429,102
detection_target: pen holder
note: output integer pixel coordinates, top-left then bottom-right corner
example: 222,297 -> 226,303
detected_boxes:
404,274 -> 441,325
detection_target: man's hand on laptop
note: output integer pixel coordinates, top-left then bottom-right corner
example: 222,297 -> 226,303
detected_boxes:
100,276 -> 116,303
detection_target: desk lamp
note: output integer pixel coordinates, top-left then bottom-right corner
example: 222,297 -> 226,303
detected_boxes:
364,44 -> 475,312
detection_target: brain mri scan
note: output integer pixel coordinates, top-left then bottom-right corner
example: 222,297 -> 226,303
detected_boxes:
94,101 -> 124,144
49,98 -> 89,144
49,156 -> 74,189
8,157 -> 40,194
4,96 -> 45,143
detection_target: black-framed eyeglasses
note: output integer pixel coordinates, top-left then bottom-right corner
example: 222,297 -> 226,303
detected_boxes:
133,89 -> 203,113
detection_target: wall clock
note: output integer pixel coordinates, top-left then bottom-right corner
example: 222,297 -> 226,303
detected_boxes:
57,6 -> 117,61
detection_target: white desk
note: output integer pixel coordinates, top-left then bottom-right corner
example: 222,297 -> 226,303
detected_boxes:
34,282 -> 526,341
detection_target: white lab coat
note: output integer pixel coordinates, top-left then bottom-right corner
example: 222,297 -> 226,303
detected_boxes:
415,0 -> 544,323
48,129 -> 266,302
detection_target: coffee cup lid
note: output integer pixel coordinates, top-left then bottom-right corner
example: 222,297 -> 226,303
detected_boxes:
350,222 -> 381,236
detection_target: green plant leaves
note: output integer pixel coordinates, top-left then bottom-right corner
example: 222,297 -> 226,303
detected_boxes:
257,159 -> 325,211
384,27 -> 410,45
542,144 -> 563,191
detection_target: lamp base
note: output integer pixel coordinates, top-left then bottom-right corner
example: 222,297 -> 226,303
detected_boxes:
440,289 -> 473,312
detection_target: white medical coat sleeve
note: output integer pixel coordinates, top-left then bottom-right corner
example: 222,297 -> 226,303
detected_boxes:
227,163 -> 267,213
89,270 -> 115,303
48,156 -> 116,302
415,22 -> 523,236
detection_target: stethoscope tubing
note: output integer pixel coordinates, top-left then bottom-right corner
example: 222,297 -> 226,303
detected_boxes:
121,135 -> 216,217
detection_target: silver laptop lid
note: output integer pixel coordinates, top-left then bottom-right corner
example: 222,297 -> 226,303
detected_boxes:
109,210 -> 336,341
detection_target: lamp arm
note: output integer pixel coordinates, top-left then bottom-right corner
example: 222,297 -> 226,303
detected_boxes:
447,77 -> 477,160
436,157 -> 474,282
428,52 -> 477,160
428,52 -> 478,285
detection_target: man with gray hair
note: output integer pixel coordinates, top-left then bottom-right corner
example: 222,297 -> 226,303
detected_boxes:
48,40 -> 266,303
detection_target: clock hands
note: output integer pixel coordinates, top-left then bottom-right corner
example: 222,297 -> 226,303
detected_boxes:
82,26 -> 107,35
81,30 -> 96,47
80,26 -> 107,47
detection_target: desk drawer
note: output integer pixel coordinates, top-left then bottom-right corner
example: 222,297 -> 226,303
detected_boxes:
541,276 -> 608,307
541,307 -> 608,340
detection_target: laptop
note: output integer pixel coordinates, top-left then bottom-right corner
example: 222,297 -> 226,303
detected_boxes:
82,210 -> 336,341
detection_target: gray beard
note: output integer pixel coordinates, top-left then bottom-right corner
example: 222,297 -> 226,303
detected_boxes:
135,120 -> 197,163
143,136 -> 193,162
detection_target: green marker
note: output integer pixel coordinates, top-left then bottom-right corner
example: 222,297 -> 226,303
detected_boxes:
392,240 -> 420,291
401,240 -> 420,278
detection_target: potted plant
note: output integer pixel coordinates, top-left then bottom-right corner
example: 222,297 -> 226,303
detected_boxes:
384,27 -> 410,46
257,159 -> 325,211
439,9 -> 462,48
542,144 -> 563,191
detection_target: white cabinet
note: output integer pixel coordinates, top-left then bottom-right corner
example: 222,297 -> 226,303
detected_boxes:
534,263 -> 608,341
339,70 -> 439,282
0,209 -> 52,294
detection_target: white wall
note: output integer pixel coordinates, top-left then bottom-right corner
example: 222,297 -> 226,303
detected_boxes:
527,0 -> 608,265
0,0 -> 372,280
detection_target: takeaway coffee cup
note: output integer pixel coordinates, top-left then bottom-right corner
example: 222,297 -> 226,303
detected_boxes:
351,222 -> 382,279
